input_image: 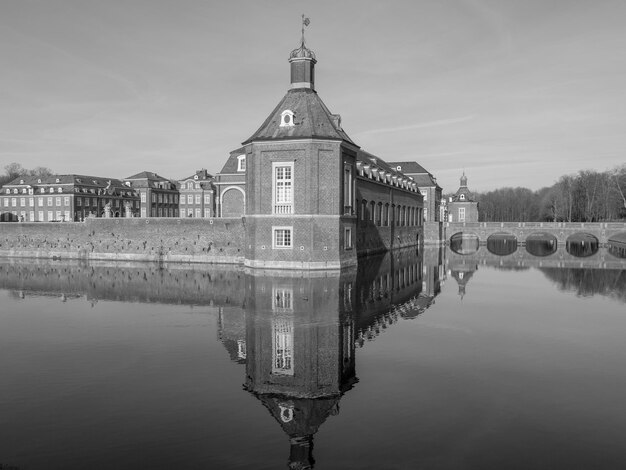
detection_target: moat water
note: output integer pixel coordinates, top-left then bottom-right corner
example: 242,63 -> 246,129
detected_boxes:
1,246 -> 626,469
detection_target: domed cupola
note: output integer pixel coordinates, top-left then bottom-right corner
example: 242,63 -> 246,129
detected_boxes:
289,16 -> 316,90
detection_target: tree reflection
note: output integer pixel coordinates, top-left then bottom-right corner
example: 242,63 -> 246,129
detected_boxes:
525,233 -> 558,256
566,234 -> 599,257
539,267 -> 626,302
487,233 -> 517,256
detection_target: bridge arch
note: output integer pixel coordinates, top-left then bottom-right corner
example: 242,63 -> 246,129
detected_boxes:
486,232 -> 517,256
525,232 -> 557,257
566,233 -> 599,257
450,232 -> 479,255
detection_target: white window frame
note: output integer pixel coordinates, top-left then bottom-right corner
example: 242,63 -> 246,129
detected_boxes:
459,207 -> 466,222
272,226 -> 293,249
237,154 -> 246,172
272,162 -> 294,214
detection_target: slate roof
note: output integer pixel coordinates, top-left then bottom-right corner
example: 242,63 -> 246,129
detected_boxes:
242,88 -> 356,146
4,174 -> 129,190
386,161 -> 440,189
219,147 -> 246,174
124,171 -> 177,189
386,161 -> 430,174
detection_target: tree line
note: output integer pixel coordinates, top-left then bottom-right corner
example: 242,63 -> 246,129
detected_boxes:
0,163 -> 54,187
473,165 -> 626,222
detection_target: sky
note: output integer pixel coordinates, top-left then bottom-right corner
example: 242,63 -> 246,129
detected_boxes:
1,0 -> 625,193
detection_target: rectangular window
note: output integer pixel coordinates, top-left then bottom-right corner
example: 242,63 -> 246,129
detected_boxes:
180,197 -> 185,205
64,210 -> 70,221
38,211 -> 44,221
187,194 -> 193,204
459,207 -> 465,222
151,194 -> 156,203
141,208 -> 146,218
141,192 -> 146,203
55,197 -> 61,206
343,163 -> 353,214
420,190 -> 428,201
37,197 -> 43,206
158,194 -> 162,204
424,208 -> 428,222
47,210 -> 53,221
204,208 -> 211,218
11,198 -> 16,207
204,195 -> 210,204
195,194 -> 201,204
77,197 -> 82,206
29,198 -> 34,207
273,226 -> 293,249
20,197 -> 25,206
64,196 -> 70,206
344,227 -> 352,249
29,211 -> 34,221
3,198 -> 8,207
272,315 -> 294,375
273,162 -> 293,214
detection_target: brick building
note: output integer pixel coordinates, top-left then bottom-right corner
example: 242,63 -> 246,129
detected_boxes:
387,161 -> 442,222
214,147 -> 246,217
124,171 -> 179,218
0,174 -> 140,222
178,169 -> 215,218
233,37 -> 423,269
447,172 -> 479,222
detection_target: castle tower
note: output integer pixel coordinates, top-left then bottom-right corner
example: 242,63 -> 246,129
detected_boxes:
242,26 -> 360,270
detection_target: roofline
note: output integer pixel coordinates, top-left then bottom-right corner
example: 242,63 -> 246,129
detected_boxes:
244,137 -> 360,148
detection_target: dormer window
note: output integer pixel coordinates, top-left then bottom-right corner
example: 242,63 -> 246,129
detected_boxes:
19,179 -> 24,184
237,154 -> 246,172
58,188 -> 62,193
12,189 -> 17,194
280,110 -> 295,127
55,178 -> 60,183
187,182 -> 193,189
49,188 -> 54,193
37,179 -> 42,183
194,174 -> 198,180
460,194 -> 465,200
396,165 -> 402,171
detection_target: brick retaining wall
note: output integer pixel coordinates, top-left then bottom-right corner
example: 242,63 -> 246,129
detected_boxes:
0,217 -> 245,264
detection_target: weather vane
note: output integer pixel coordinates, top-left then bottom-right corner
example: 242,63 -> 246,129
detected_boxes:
301,14 -> 310,45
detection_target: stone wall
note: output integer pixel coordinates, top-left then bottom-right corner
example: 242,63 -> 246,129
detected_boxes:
0,217 -> 245,264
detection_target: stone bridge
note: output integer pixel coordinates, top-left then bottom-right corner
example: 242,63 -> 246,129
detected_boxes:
445,221 -> 626,246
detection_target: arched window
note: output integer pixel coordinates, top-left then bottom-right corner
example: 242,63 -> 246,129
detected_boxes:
384,204 -> 389,226
361,200 -> 367,222
369,201 -> 375,222
376,202 -> 382,226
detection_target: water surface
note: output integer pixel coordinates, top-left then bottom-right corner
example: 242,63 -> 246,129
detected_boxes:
1,247 -> 625,469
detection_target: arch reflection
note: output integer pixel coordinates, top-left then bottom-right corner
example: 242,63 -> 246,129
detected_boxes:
525,232 -> 558,257
608,234 -> 626,259
486,233 -> 517,256
450,233 -> 479,255
566,233 -> 599,257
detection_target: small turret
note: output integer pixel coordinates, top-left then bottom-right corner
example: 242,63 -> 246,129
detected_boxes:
289,15 -> 316,90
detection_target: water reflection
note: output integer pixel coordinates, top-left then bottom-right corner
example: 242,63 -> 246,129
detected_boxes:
486,233 -> 518,256
608,239 -> 626,259
0,249 -> 436,469
525,232 -> 558,256
566,234 -> 599,257
539,268 -> 626,301
450,233 -> 479,255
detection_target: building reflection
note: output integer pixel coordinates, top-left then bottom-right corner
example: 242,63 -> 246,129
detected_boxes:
0,248 -> 443,469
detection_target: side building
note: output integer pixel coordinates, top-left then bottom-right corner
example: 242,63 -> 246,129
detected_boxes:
447,172 -> 479,222
214,148 -> 246,217
239,38 -> 423,269
0,174 -> 140,222
124,171 -> 180,218
178,169 -> 215,218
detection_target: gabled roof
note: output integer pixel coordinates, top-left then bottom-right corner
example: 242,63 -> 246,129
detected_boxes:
180,169 -> 213,182
242,88 -> 356,146
219,147 -> 247,174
